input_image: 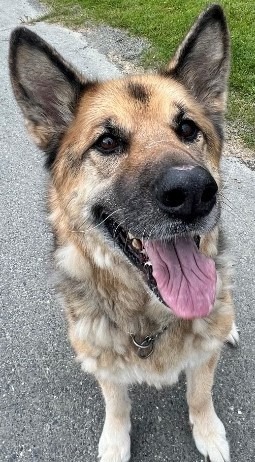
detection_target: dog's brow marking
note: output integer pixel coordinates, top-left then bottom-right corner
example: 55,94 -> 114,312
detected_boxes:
102,119 -> 130,143
127,82 -> 150,104
174,102 -> 188,113
173,103 -> 187,127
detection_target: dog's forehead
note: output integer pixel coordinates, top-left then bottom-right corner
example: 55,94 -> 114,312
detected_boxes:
62,73 -> 220,165
78,75 -> 194,127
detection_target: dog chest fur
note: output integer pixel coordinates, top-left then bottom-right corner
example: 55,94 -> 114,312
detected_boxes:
53,223 -> 234,387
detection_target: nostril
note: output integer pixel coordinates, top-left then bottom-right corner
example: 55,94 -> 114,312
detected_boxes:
201,184 -> 218,203
161,188 -> 186,208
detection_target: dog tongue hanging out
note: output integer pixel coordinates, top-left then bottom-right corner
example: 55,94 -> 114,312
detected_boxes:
145,238 -> 216,319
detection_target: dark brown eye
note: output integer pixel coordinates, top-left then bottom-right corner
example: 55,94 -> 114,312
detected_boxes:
177,120 -> 199,142
95,135 -> 120,154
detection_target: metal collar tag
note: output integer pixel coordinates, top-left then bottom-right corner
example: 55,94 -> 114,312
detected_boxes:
130,325 -> 168,359
130,334 -> 154,358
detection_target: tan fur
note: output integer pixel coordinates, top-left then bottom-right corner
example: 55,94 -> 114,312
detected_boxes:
9,6 -> 236,461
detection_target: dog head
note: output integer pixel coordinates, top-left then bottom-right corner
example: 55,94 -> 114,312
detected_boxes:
9,5 -> 230,319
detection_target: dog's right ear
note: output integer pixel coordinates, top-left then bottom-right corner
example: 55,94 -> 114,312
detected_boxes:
9,28 -> 93,163
165,5 -> 230,137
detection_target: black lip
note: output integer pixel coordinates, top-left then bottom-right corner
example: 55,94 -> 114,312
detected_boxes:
93,207 -> 163,300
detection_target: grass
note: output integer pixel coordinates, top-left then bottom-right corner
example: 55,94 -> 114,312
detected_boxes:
42,1 -> 254,148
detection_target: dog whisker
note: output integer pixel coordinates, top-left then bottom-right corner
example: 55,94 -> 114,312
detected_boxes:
219,192 -> 237,210
88,208 -> 124,232
219,191 -> 239,218
221,163 -> 235,192
221,202 -> 239,219
70,229 -> 85,234
147,223 -> 160,241
113,219 -> 129,240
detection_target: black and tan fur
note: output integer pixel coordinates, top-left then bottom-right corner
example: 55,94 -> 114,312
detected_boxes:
9,5 -> 238,462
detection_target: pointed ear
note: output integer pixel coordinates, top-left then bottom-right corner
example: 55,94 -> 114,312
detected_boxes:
9,28 -> 93,159
166,5 -> 230,130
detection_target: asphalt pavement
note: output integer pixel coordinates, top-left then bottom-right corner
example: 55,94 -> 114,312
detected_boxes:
0,1 -> 254,461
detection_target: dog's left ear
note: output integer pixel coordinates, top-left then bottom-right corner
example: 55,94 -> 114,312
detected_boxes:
167,5 -> 230,126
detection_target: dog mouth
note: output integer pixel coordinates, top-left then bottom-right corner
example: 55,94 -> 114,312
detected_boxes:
97,209 -> 217,319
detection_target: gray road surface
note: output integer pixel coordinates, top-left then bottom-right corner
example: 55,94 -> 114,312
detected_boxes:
0,1 -> 254,461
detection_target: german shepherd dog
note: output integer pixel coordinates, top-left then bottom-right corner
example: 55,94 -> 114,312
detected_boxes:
9,5 -> 239,461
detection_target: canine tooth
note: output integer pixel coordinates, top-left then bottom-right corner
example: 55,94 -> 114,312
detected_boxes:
128,232 -> 135,240
132,238 -> 142,250
144,261 -> 152,266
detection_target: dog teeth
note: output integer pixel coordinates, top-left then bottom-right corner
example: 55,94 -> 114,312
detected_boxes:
128,232 -> 135,240
131,238 -> 142,250
144,260 -> 152,266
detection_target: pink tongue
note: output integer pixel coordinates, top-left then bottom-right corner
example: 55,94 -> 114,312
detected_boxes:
144,238 -> 216,319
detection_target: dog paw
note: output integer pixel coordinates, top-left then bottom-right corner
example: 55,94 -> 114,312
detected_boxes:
191,415 -> 230,462
98,428 -> 131,462
99,446 -> 130,462
226,322 -> 239,347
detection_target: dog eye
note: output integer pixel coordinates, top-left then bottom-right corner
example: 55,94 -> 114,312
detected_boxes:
95,135 -> 120,154
177,120 -> 198,142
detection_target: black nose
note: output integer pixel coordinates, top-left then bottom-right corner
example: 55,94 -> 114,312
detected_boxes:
155,166 -> 218,220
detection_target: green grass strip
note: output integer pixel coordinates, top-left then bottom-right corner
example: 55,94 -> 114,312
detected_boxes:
42,1 -> 254,148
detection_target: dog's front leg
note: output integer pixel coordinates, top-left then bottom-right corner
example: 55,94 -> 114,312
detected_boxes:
186,354 -> 230,462
98,380 -> 131,462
